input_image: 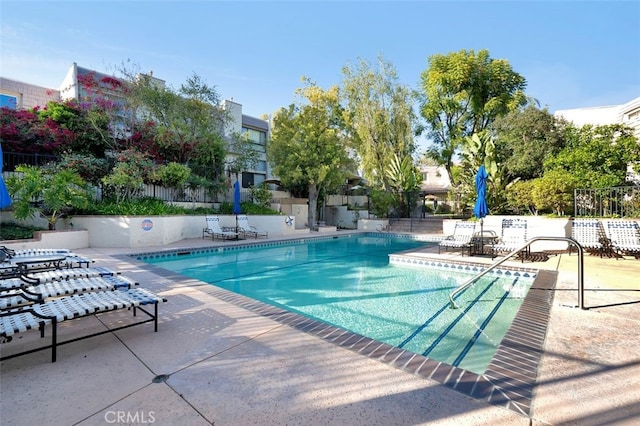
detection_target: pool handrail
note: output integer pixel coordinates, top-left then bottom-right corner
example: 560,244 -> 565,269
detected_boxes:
449,236 -> 585,310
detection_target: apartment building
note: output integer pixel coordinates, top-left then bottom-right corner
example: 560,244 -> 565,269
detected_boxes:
0,63 -> 272,188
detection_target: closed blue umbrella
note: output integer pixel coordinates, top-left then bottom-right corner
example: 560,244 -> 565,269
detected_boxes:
233,180 -> 242,215
0,144 -> 12,209
473,165 -> 489,254
233,180 -> 242,235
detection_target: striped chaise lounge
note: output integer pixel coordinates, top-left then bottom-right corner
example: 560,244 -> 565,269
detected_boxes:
438,221 -> 476,255
0,288 -> 167,362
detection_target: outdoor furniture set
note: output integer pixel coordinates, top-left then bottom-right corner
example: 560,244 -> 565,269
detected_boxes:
202,215 -> 268,241
0,247 -> 167,362
440,218 -> 640,262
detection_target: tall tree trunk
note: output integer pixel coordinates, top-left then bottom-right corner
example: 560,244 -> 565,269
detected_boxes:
308,183 -> 318,231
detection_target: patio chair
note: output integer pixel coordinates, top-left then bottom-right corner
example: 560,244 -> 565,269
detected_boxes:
1,246 -> 94,270
491,218 -> 529,261
0,287 -> 167,362
1,266 -> 121,292
0,274 -> 138,310
438,221 -> 476,255
570,218 -> 607,257
604,220 -> 640,259
236,215 -> 268,239
203,216 -> 239,241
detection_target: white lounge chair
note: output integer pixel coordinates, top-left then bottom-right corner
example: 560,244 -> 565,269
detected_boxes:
0,275 -> 137,310
0,266 -> 121,291
604,220 -> 640,259
439,221 -> 476,255
0,287 -> 167,362
1,246 -> 94,269
236,215 -> 268,239
570,218 -> 606,257
203,216 -> 239,241
491,218 -> 529,261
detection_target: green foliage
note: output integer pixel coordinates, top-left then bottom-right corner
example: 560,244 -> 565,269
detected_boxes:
506,180 -> 537,215
128,72 -> 229,164
341,54 -> 417,190
151,162 -> 191,201
249,183 -> 273,208
492,105 -> 567,181
0,223 -> 45,240
385,154 -> 421,217
544,124 -> 639,188
531,170 -> 578,215
460,132 -> 511,213
38,100 -> 111,156
78,197 -> 188,215
6,165 -> 91,230
240,203 -> 280,215
268,78 -> 352,230
419,49 -> 527,184
54,153 -> 110,185
368,188 -> 395,218
102,149 -> 155,203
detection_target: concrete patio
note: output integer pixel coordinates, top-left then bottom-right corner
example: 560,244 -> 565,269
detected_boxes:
1,233 -> 639,425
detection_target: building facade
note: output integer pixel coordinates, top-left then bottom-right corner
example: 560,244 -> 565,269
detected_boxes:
0,63 -> 272,188
554,96 -> 640,140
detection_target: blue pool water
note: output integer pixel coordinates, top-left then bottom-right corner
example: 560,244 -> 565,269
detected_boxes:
141,235 -> 533,374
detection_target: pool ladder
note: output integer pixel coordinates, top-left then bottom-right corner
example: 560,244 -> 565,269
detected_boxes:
449,236 -> 585,310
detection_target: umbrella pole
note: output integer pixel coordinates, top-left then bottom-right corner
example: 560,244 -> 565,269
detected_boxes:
480,218 -> 484,255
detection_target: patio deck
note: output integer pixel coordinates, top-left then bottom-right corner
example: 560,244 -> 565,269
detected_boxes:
1,232 -> 639,425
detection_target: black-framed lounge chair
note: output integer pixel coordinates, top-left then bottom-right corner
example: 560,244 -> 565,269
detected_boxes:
1,246 -> 94,270
438,221 -> 476,255
0,287 -> 167,362
203,216 -> 238,241
236,215 -> 268,239
570,218 -> 606,257
1,266 -> 122,292
491,218 -> 529,261
604,220 -> 640,259
0,275 -> 138,311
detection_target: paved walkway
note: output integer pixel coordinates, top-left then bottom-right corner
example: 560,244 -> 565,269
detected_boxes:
1,233 -> 639,425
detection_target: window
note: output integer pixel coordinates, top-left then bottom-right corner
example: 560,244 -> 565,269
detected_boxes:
242,127 -> 266,146
0,94 -> 18,109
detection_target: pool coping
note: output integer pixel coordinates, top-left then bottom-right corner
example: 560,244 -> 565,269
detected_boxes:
127,234 -> 557,418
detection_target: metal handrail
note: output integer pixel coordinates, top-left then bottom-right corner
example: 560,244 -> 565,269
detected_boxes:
449,236 -> 585,309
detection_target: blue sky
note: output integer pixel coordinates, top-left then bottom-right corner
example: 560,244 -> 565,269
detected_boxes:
1,0 -> 639,122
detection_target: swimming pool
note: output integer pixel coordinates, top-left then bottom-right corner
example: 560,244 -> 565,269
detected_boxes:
139,234 -> 534,374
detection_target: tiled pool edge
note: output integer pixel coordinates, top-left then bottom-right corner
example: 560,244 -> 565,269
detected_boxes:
126,239 -> 557,418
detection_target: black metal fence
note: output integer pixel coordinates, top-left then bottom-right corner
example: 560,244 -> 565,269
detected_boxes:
574,186 -> 640,218
1,151 -> 252,204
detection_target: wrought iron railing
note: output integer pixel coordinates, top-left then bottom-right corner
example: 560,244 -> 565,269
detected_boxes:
574,186 -> 640,218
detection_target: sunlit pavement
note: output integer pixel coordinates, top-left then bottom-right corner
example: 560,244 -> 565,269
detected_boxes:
1,232 -> 639,425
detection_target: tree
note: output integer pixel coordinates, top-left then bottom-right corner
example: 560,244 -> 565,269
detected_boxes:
268,78 -> 352,230
127,72 -> 229,164
6,165 -> 91,230
492,105 -> 567,181
531,169 -> 577,215
506,180 -> 538,215
544,123 -> 639,188
151,162 -> 191,201
341,55 -> 417,190
419,49 -> 527,183
385,154 -> 422,217
101,149 -> 155,203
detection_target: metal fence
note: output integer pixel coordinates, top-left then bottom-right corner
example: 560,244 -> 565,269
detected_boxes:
1,151 -> 252,204
574,186 -> 640,218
